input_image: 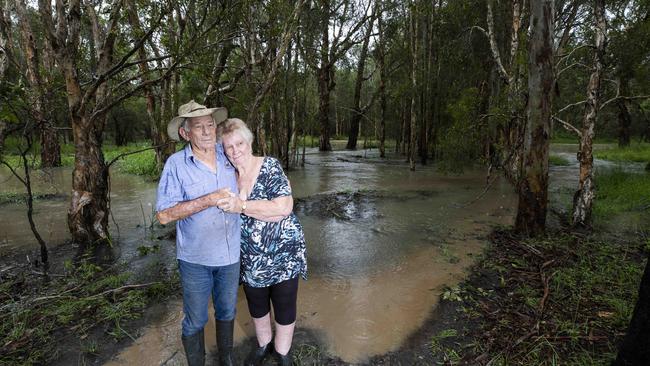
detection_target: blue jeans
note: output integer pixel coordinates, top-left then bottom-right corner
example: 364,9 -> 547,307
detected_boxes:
178,260 -> 240,337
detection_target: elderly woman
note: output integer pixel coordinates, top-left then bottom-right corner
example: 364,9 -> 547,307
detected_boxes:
215,118 -> 307,366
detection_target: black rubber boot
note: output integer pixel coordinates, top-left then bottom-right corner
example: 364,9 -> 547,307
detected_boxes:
216,319 -> 235,366
274,348 -> 292,366
245,340 -> 273,366
181,329 -> 205,366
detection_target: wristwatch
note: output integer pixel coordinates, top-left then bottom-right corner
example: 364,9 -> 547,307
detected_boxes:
241,200 -> 247,214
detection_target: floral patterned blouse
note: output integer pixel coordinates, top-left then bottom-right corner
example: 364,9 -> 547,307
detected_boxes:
240,157 -> 307,287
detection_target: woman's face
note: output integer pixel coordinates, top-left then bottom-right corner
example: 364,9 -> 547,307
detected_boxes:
222,131 -> 252,166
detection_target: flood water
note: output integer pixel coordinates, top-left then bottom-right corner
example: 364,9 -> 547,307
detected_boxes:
8,144 -> 616,364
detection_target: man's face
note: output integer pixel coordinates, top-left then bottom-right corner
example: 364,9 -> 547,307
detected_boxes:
180,115 -> 216,151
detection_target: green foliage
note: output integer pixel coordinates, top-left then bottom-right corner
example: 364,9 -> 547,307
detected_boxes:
437,88 -> 484,173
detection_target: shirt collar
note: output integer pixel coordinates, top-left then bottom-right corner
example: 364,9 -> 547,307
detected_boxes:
183,143 -> 231,168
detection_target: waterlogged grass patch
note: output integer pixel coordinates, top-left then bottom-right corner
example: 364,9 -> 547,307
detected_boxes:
0,192 -> 59,205
594,169 -> 650,217
549,154 -> 571,166
594,143 -> 650,163
0,256 -> 179,365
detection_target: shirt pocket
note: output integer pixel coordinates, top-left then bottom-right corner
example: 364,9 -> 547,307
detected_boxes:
183,182 -> 208,200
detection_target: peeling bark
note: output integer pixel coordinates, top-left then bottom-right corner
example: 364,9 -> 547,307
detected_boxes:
572,0 -> 606,228
515,0 -> 554,237
15,0 -> 60,168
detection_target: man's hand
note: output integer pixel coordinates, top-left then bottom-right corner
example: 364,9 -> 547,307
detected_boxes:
207,188 -> 234,206
216,192 -> 241,213
156,187 -> 234,225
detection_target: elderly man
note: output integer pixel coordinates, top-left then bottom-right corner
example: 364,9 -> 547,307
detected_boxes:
156,100 -> 241,366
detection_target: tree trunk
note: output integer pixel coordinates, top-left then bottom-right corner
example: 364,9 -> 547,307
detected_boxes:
514,0 -> 554,237
613,257 -> 650,365
572,0 -> 606,228
617,77 -> 632,147
377,0 -> 386,158
68,115 -> 110,244
408,2 -> 418,171
126,0 -> 174,169
15,0 -> 60,168
318,64 -> 333,151
346,8 -> 375,150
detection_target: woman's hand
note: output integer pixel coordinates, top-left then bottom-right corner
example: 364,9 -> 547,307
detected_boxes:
216,192 -> 244,213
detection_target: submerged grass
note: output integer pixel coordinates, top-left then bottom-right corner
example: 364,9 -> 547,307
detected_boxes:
0,253 -> 179,365
549,155 -> 571,166
440,229 -> 645,365
0,192 -> 61,205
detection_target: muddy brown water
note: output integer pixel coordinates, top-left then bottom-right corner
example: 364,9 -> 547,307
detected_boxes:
4,144 -> 636,364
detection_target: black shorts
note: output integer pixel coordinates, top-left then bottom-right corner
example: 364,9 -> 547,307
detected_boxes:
243,277 -> 299,325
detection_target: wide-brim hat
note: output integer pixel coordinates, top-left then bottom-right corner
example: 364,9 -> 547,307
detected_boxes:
167,100 -> 228,141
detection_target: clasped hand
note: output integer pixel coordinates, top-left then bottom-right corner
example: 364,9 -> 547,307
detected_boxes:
215,191 -> 244,213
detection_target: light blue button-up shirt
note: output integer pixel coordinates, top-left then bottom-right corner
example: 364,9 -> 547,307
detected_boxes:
156,143 -> 240,266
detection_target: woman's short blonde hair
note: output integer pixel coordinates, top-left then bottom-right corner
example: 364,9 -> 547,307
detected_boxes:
217,118 -> 254,145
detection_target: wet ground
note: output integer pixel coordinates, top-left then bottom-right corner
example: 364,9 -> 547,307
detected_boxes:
1,143 -> 642,364
100,147 -> 517,365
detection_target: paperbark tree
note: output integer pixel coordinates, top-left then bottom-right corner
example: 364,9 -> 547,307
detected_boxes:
38,0 -> 168,245
15,0 -> 61,168
346,3 -> 376,150
616,76 -> 632,147
408,1 -> 418,171
301,0 -> 370,151
377,0 -> 387,158
572,0 -> 606,228
515,0 -> 554,236
471,0 -> 526,183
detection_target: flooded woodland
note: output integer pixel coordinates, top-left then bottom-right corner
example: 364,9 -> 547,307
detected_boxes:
1,0 -> 650,365
2,142 -> 648,365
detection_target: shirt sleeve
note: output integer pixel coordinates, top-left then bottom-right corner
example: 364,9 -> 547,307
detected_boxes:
156,159 -> 184,212
265,157 -> 292,199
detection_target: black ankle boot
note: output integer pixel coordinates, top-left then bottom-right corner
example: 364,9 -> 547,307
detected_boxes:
181,329 -> 205,366
216,320 -> 235,366
245,340 -> 273,366
274,348 -> 292,366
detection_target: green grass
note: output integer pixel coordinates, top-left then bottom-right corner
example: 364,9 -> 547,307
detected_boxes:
549,154 -> 571,166
2,141 -> 160,179
551,132 -> 616,144
594,143 -> 650,163
594,169 -> 650,217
